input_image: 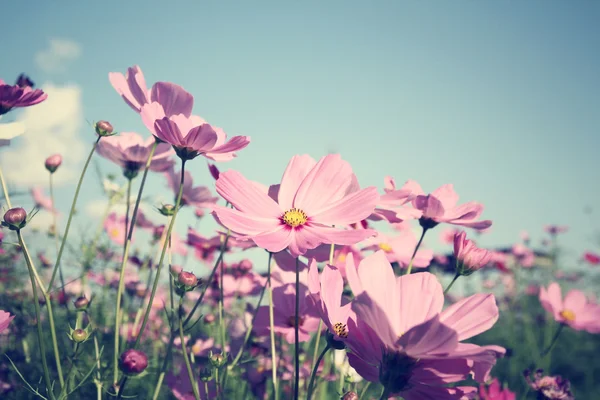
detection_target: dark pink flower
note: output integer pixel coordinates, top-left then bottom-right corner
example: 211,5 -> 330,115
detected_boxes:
44,154 -> 62,173
479,378 -> 515,400
583,251 -> 600,266
411,183 -> 492,230
0,79 -> 47,115
454,231 -> 493,275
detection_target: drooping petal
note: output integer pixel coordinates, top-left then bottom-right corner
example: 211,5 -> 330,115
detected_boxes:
439,293 -> 499,341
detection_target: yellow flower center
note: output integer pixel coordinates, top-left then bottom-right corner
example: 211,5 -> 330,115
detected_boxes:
282,208 -> 307,228
191,343 -> 202,355
333,322 -> 348,338
560,309 -> 576,322
337,253 -> 347,263
110,228 -> 120,238
379,243 -> 393,253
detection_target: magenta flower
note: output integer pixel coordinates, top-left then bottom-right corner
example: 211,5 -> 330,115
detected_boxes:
454,231 -> 493,275
411,183 -> 492,230
363,230 -> 433,269
141,102 -> 250,161
583,251 -> 600,266
479,378 -> 515,400
213,154 -> 379,257
96,132 -> 174,177
31,186 -> 58,214
524,369 -> 574,400
0,310 -> 14,333
165,167 -> 218,209
539,282 -> 600,333
342,251 -> 504,398
0,79 -> 47,115
254,283 -> 321,343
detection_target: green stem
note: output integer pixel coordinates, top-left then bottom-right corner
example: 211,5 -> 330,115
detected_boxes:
123,177 -> 132,251
49,172 -> 68,301
443,273 -> 460,296
17,230 -> 57,400
267,252 -> 279,400
132,159 -> 186,349
179,297 -> 201,400
112,142 -> 158,386
294,257 -> 300,400
116,377 -> 128,400
94,336 -> 103,400
379,387 -> 390,400
48,136 -> 101,291
540,323 -> 565,358
359,382 -> 371,399
405,226 -> 428,275
0,165 -> 12,208
306,344 -> 331,400
219,251 -> 226,351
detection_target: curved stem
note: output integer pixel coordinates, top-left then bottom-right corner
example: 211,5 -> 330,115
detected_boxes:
359,382 -> 371,399
179,297 -> 201,400
132,159 -> 186,350
405,226 -> 428,275
267,252 -> 279,399
294,257 -> 300,400
379,387 -> 390,400
48,136 -> 101,291
17,230 -> 57,400
49,173 -> 67,300
306,344 -> 331,400
112,142 -> 158,386
540,323 -> 565,358
443,273 -> 460,296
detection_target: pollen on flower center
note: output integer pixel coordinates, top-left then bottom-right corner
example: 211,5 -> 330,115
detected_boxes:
282,208 -> 307,228
333,322 -> 348,338
378,243 -> 393,253
110,228 -> 120,238
338,254 -> 347,263
560,309 -> 576,322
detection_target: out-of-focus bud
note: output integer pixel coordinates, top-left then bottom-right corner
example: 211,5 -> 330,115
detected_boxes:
204,314 -> 216,324
71,328 -> 88,343
119,349 -> 149,376
209,351 -> 227,368
3,207 -> 27,230
74,296 -> 89,310
208,164 -> 220,181
178,271 -> 198,288
199,367 -> 213,382
95,120 -> 116,137
158,204 -> 176,217
44,154 -> 62,173
15,74 -> 34,88
341,391 -> 359,400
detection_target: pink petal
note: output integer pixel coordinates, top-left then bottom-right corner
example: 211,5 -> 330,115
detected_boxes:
396,272 -> 444,335
215,170 -> 282,218
204,136 -> 251,161
154,117 -> 185,146
398,315 -> 459,358
563,289 -> 588,313
278,155 -> 317,210
150,82 -> 194,117
312,187 -> 379,226
431,184 -> 460,209
439,293 -> 499,341
185,124 -> 218,151
252,226 -> 293,254
211,207 -> 279,236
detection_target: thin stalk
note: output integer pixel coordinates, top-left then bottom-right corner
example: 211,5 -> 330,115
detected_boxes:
116,377 -> 128,400
267,252 -> 279,399
540,323 -> 565,358
294,257 -> 300,400
48,136 -> 101,290
218,253 -> 226,351
112,142 -> 158,386
123,177 -> 132,252
443,273 -> 460,296
132,159 -> 186,349
17,230 -> 57,400
49,172 -> 67,300
179,297 -> 201,400
94,336 -> 103,400
0,165 -> 12,208
306,344 -> 331,400
151,332 -> 175,400
405,226 -> 428,275
359,382 -> 371,399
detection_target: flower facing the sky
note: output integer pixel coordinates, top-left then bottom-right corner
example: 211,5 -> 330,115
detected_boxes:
97,132 -> 174,178
539,282 -> 600,333
0,78 -> 47,115
213,154 -> 379,257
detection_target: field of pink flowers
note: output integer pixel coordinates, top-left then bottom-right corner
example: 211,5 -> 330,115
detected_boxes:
1,68 -> 599,400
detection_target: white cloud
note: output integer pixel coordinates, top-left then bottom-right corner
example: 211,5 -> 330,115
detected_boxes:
35,38 -> 81,73
0,83 -> 86,186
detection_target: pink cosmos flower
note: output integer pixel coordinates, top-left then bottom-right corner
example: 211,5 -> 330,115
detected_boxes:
253,282 -> 321,343
367,178 -> 422,223
583,251 -> 600,266
411,183 -> 492,230
341,251 -> 504,398
96,132 -> 174,176
0,310 -> 14,333
213,154 -> 379,257
479,378 -> 515,400
454,231 -> 493,275
165,167 -> 218,209
544,225 -> 568,236
0,79 -> 47,115
511,243 -> 535,267
141,102 -> 250,161
539,282 -> 600,333
104,212 -> 130,246
31,186 -> 58,214
134,209 -> 155,230
363,230 -> 433,269
109,66 -> 193,116
440,228 -> 462,245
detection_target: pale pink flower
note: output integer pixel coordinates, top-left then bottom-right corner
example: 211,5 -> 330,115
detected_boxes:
539,282 -> 600,333
362,230 -> 433,269
31,186 -> 58,214
0,310 -> 14,333
96,132 -> 174,176
512,244 -> 535,268
454,231 -> 493,275
440,228 -> 462,245
524,369 -> 574,400
411,183 -> 492,230
165,167 -> 218,209
367,178 -> 422,223
213,154 -> 379,257
104,212 -> 129,246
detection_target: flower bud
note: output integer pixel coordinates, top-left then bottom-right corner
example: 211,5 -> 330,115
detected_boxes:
209,352 -> 227,368
204,314 -> 216,324
341,392 -> 359,400
95,120 -> 115,137
74,296 -> 89,310
178,271 -> 198,288
16,74 -> 34,88
3,207 -> 27,230
208,163 -> 220,181
71,328 -> 88,343
453,231 -> 492,276
158,204 -> 176,217
119,349 -> 148,376
44,154 -> 62,173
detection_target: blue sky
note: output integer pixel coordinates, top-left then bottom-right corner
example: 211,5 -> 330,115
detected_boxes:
1,1 -> 599,272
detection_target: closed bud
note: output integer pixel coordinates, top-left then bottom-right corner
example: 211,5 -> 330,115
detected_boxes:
341,391 -> 359,400
71,328 -> 88,343
95,120 -> 115,137
178,271 -> 198,288
119,349 -> 148,376
208,164 -> 220,180
3,207 -> 27,230
44,154 -> 62,173
74,296 -> 89,310
209,352 -> 227,368
158,204 -> 176,217
204,314 -> 216,324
